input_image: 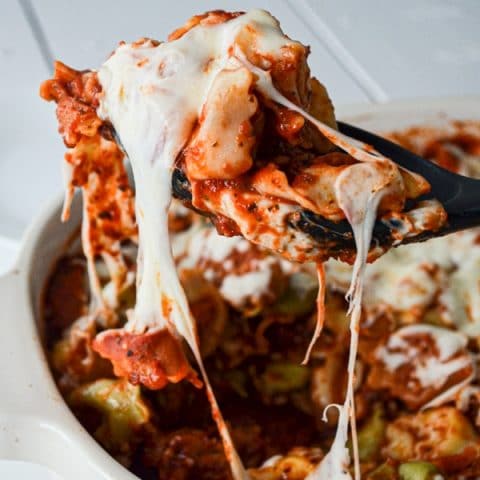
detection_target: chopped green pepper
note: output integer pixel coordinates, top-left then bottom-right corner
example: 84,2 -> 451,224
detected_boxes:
70,378 -> 150,449
255,362 -> 310,396
357,404 -> 386,462
398,461 -> 441,480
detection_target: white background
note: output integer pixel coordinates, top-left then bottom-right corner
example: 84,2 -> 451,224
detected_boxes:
1,0 -> 480,478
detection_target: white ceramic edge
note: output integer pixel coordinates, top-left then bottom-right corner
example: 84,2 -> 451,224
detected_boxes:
0,193 -> 138,480
1,95 -> 479,480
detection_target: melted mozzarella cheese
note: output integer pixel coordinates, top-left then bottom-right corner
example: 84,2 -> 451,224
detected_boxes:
377,324 -> 470,385
327,228 -> 480,335
440,250 -> 480,337
220,266 -> 272,308
174,225 -> 284,310
97,9 -> 426,480
177,226 -> 252,269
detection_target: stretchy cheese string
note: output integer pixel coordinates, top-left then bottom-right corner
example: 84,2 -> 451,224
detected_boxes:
237,52 -> 398,480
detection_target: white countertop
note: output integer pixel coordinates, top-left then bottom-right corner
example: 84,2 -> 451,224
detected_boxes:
1,1 -> 480,477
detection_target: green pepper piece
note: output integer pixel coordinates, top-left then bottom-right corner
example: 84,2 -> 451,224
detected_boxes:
398,461 -> 440,480
357,403 -> 386,462
70,378 -> 150,447
257,362 -> 310,395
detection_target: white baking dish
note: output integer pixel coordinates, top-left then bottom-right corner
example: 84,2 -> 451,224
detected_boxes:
1,97 -> 479,479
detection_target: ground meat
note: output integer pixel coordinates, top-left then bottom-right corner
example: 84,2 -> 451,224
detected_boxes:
43,254 -> 88,346
143,429 -> 232,480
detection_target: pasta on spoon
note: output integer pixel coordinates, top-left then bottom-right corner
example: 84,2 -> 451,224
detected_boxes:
40,9 -> 448,480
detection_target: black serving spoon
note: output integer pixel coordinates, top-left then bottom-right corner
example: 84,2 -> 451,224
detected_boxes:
336,122 -> 480,241
172,121 -> 480,253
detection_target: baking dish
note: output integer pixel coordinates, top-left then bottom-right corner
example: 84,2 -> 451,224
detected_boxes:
1,96 -> 479,480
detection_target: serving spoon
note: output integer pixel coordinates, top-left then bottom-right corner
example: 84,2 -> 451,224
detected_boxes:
172,121 -> 480,253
